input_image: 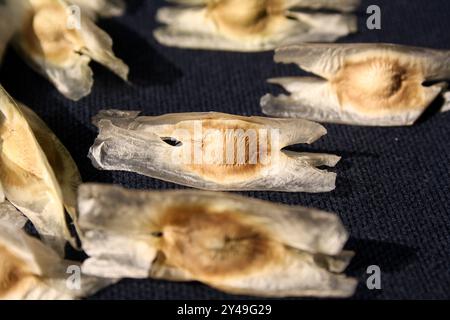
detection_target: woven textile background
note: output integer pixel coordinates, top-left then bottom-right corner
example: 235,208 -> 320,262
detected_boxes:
1,0 -> 449,300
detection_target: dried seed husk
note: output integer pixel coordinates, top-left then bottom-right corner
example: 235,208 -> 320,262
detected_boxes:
261,43 -> 450,126
154,0 -> 358,52
78,183 -> 357,298
0,85 -> 81,254
0,222 -> 111,300
7,0 -> 128,101
89,110 -> 340,193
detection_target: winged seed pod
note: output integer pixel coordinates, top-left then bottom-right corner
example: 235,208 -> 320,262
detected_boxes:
89,110 -> 340,193
78,183 -> 357,298
2,0 -> 128,101
0,223 -> 111,300
0,86 -> 82,255
261,43 -> 450,126
154,0 -> 359,52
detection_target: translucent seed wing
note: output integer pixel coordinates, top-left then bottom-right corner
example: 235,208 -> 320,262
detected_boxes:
79,184 -> 349,258
274,43 -> 364,79
274,43 -> 450,80
262,79 -> 446,126
154,2 -> 357,52
78,15 -> 129,82
281,11 -> 357,44
0,200 -> 28,229
209,249 -> 357,298
18,103 -> 82,243
261,76 -> 343,122
12,0 -> 127,101
78,184 -> 159,278
154,6 -> 261,52
77,184 -> 355,297
39,55 -> 94,101
93,110 -> 328,146
265,43 -> 450,126
211,192 -> 349,256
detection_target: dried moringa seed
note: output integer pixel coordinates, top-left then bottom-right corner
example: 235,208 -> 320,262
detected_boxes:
261,43 -> 450,126
0,85 -> 81,254
154,0 -> 359,52
0,223 -> 111,300
0,0 -> 128,100
89,110 -> 340,193
78,183 -> 357,298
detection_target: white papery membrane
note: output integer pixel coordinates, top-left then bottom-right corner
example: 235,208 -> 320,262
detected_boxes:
78,183 -> 357,298
261,43 -> 450,126
1,0 -> 128,100
154,0 -> 359,52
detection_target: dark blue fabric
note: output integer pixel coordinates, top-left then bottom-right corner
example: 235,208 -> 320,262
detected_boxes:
1,0 -> 449,300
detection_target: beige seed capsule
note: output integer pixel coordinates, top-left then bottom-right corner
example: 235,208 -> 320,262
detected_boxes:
78,183 -> 357,298
89,110 -> 340,193
261,43 -> 450,126
154,0 -> 359,52
0,85 -> 81,254
1,0 -> 128,100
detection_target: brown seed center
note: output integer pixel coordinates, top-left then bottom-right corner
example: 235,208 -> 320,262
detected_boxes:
332,56 -> 424,114
207,0 -> 284,36
159,205 -> 279,279
350,59 -> 406,98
